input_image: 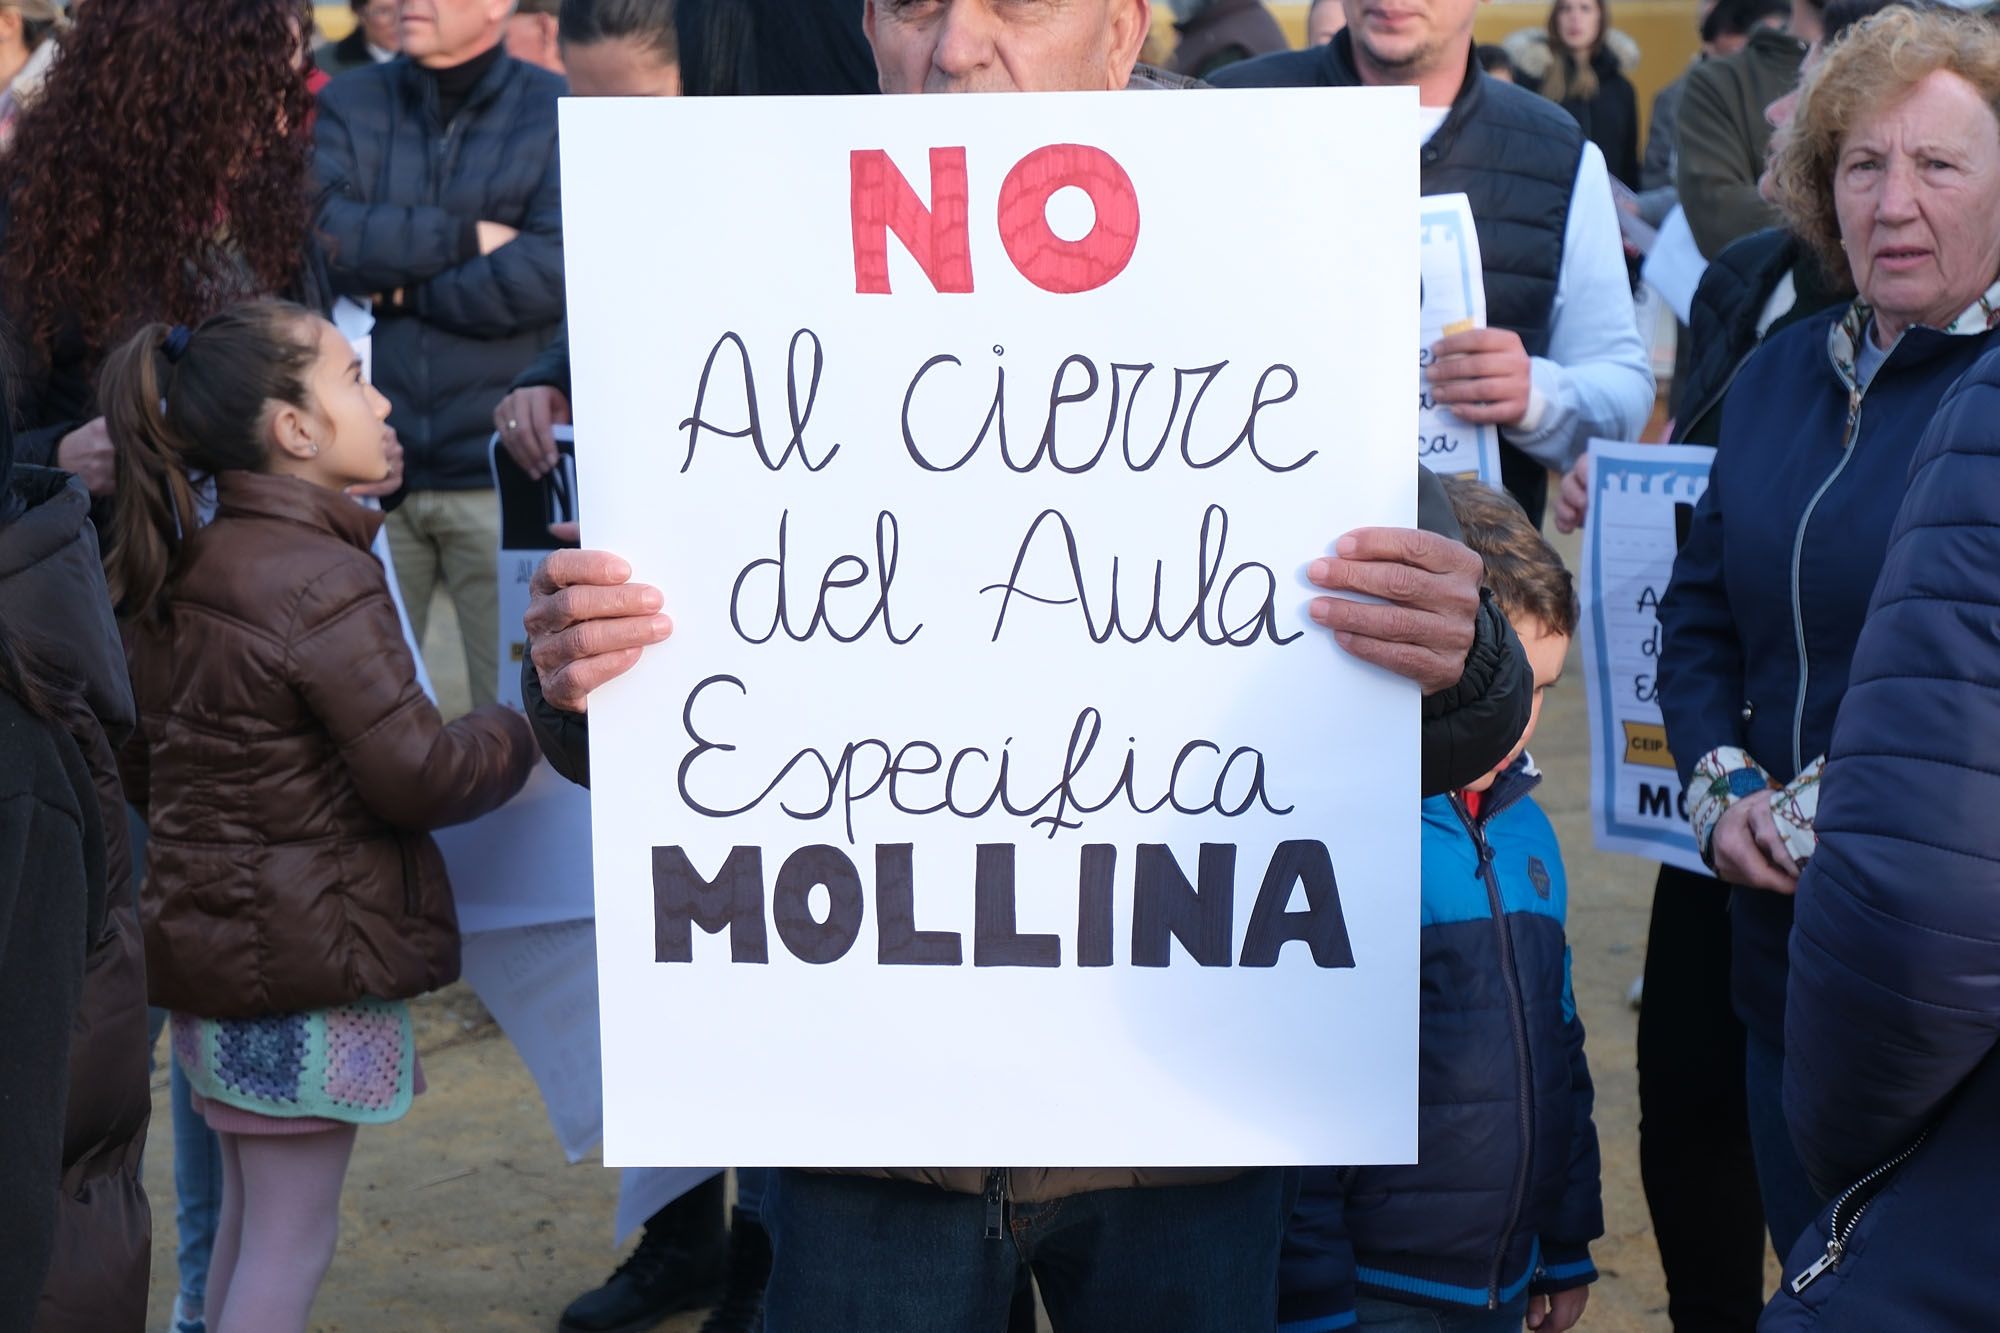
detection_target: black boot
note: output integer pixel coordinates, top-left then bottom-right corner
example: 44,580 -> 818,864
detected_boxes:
697,1208 -> 771,1333
561,1177 -> 727,1333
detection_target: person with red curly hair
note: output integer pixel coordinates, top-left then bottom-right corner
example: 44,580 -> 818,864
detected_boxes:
0,0 -> 341,506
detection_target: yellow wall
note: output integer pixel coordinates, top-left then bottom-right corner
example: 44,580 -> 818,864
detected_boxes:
316,4 -> 354,41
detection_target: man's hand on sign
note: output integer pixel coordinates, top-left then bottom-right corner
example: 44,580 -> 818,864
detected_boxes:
1553,455 -> 1590,534
1527,1287 -> 1589,1333
1426,327 -> 1533,428
524,550 -> 671,713
346,427 -> 405,499
1308,528 -> 1483,695
1711,797 -> 1802,894
56,417 -> 115,497
495,385 -> 570,479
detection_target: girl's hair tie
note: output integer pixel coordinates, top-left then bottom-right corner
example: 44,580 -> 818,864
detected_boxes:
163,325 -> 192,363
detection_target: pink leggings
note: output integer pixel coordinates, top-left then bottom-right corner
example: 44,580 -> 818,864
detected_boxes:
205,1126 -> 358,1333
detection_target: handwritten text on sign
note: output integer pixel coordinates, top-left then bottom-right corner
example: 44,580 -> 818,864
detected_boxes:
1418,194 -> 1501,485
561,90 -> 1421,1168
1580,441 -> 1714,875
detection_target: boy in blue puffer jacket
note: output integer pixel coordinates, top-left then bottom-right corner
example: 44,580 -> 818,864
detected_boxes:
1279,479 -> 1602,1333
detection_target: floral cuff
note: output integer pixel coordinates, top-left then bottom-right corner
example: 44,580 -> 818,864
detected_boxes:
1687,746 -> 1773,863
1769,755 -> 1824,865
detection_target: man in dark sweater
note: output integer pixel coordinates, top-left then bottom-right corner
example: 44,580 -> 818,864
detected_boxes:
313,0 -> 566,710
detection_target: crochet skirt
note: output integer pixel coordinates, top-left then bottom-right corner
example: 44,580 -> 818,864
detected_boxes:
172,997 -> 420,1133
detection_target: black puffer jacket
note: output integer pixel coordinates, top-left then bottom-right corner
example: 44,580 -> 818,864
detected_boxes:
0,465 -> 151,1333
313,52 -> 566,492
0,682 -> 105,1333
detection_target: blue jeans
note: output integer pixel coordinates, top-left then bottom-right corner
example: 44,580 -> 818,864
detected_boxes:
735,1167 -> 768,1223
1351,1294 -> 1530,1331
764,1168 -> 1295,1333
169,1061 -> 224,1317
1745,1031 -> 1821,1256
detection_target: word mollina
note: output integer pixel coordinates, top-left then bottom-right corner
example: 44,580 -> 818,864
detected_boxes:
652,840 -> 1354,969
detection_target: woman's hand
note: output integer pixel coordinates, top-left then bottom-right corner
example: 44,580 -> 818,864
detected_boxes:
56,417 -> 115,497
1712,797 -> 1802,893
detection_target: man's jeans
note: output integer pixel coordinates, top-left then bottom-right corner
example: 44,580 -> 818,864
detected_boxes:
764,1168 -> 1295,1333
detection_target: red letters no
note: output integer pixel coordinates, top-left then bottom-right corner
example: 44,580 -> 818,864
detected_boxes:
997,144 -> 1141,295
850,147 -> 974,295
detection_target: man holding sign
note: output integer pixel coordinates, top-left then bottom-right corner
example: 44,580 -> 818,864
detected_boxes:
526,1 -> 1531,1329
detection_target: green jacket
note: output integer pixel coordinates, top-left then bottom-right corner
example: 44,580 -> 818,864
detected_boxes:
1673,28 -> 1806,261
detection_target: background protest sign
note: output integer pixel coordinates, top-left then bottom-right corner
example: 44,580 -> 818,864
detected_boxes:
1580,440 -> 1713,875
1418,194 -> 1501,485
561,89 -> 1421,1168
431,435 -> 595,934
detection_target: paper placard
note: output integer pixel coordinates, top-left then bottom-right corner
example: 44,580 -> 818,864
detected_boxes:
1419,194 -> 1502,486
562,90 -> 1423,1167
1580,440 -> 1714,874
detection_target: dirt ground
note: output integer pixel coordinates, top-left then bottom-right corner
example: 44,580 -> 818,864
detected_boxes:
143,530 -> 1760,1332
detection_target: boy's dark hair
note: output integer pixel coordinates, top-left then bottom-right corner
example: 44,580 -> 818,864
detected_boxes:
1475,44 -> 1516,78
1441,476 -> 1579,638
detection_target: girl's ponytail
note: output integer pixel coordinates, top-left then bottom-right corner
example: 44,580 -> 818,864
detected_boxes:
97,302 -> 320,623
101,323 -> 202,622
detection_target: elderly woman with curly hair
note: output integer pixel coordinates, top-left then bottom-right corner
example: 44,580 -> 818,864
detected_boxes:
0,0 -> 334,503
1657,3 -> 2000,1266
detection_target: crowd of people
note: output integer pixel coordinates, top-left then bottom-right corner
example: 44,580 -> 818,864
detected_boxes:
1,0 -> 1997,1330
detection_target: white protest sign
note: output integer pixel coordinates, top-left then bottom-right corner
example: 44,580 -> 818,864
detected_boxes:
1580,440 -> 1713,875
562,90 -> 1421,1168
1419,194 -> 1502,485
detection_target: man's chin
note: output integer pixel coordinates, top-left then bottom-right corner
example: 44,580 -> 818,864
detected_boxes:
1353,31 -> 1429,73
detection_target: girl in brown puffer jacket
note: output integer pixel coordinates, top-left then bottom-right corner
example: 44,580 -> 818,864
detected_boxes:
99,301 -> 537,1333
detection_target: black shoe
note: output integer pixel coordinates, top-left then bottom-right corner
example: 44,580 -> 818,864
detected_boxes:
559,1223 -> 727,1333
697,1208 -> 772,1333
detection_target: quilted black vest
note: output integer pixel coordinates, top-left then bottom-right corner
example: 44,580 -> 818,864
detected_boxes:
1214,35 -> 1585,522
